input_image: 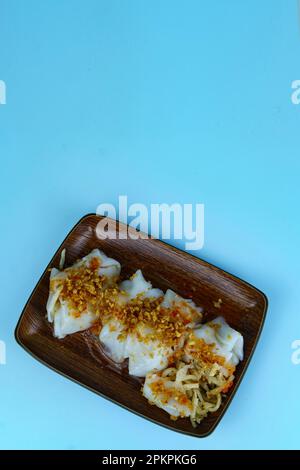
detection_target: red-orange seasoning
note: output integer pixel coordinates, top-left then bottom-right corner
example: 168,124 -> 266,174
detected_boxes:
186,337 -> 225,367
222,381 -> 233,393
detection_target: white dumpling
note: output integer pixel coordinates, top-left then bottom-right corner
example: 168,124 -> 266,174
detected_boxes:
143,288 -> 164,299
46,249 -> 121,338
209,316 -> 243,364
193,316 -> 243,366
99,271 -> 166,375
119,269 -> 151,299
53,301 -> 96,339
46,268 -> 66,323
119,269 -> 163,301
100,325 -> 171,377
126,325 -> 172,377
161,289 -> 202,324
143,373 -> 192,418
99,317 -> 171,376
47,264 -> 97,339
99,319 -> 129,363
73,248 -> 121,284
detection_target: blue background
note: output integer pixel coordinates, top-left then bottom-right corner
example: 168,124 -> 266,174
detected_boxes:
0,0 -> 299,450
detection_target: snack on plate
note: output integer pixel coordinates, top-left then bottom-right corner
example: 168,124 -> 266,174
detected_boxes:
47,249 -> 243,426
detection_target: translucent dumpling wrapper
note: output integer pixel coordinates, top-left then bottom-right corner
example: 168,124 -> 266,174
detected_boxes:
99,319 -> 128,363
126,324 -> 172,377
72,249 -> 121,285
53,300 -> 96,339
143,372 -> 192,418
118,269 -> 163,303
99,271 -> 168,375
46,249 -> 121,338
191,316 -> 244,367
99,322 -> 171,376
161,289 -> 202,325
46,268 -> 66,323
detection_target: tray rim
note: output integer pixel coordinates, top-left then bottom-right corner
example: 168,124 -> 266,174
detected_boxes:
15,213 -> 268,438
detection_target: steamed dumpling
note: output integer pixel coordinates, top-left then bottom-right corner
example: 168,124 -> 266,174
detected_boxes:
99,319 -> 128,363
99,270 -> 166,374
119,269 -> 163,302
72,249 -> 121,285
46,268 -> 66,323
52,301 -> 96,339
126,324 -> 172,377
161,289 -> 202,324
192,316 -> 244,366
46,249 -> 121,338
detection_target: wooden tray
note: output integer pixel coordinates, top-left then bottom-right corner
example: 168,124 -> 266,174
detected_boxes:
15,214 -> 267,437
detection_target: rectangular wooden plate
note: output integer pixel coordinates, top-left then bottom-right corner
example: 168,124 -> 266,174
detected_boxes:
15,214 -> 268,437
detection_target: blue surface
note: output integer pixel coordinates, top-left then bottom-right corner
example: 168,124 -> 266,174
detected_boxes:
0,0 -> 300,450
